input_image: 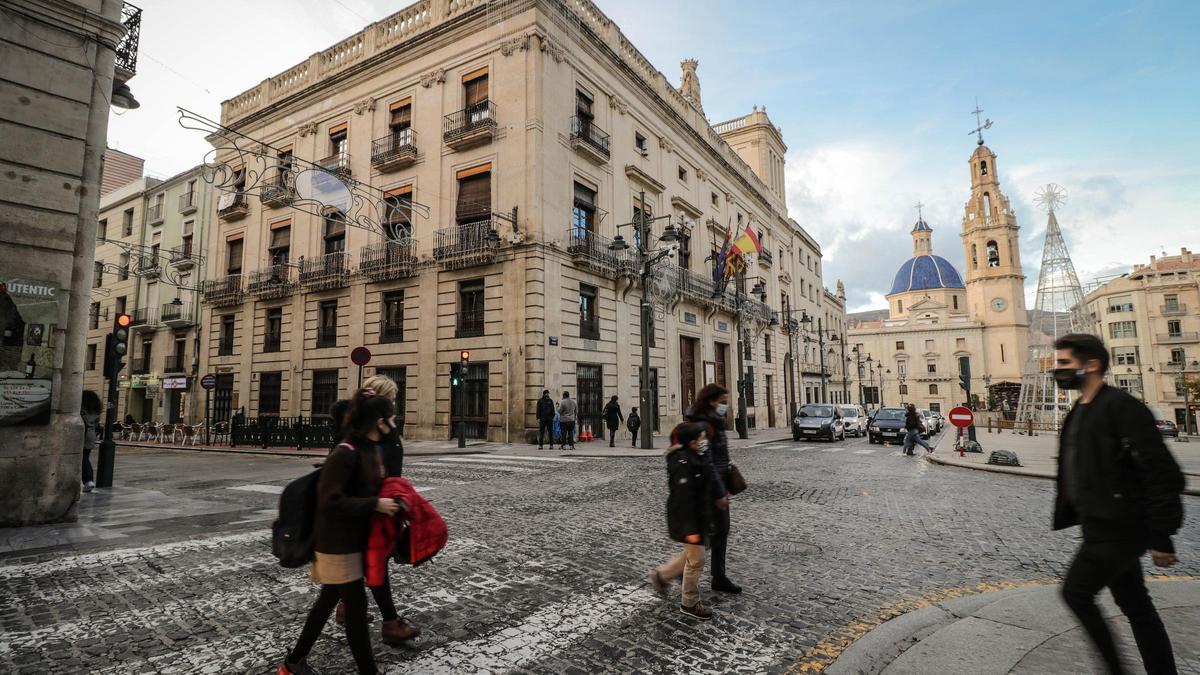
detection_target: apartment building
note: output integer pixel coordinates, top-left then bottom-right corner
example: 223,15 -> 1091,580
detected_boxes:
1084,247 -> 1200,430
198,0 -> 840,441
84,166 -> 214,423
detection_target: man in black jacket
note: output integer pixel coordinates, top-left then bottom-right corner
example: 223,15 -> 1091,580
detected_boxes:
1052,333 -> 1185,675
535,390 -> 556,449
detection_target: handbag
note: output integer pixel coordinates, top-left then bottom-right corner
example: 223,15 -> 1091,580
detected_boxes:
727,464 -> 747,495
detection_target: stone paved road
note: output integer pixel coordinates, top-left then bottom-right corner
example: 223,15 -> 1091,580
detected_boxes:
1,435 -> 1197,674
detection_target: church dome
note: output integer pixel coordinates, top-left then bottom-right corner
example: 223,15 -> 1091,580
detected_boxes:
889,254 -> 965,294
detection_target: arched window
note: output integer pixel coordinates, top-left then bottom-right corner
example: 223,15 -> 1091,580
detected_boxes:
898,299 -> 904,313
971,244 -> 978,269
929,384 -> 939,395
980,160 -> 988,176
982,192 -> 992,215
986,240 -> 1000,267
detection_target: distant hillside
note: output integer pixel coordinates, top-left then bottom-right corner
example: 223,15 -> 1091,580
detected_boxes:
847,309 -> 889,327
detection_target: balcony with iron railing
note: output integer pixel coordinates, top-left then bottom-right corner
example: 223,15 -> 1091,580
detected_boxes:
136,259 -> 160,279
360,240 -> 418,282
201,274 -> 243,307
677,268 -> 719,306
758,249 -> 773,267
1158,331 -> 1199,343
380,321 -> 404,344
162,354 -> 188,374
371,128 -> 418,171
161,302 -> 193,327
114,2 -> 141,79
565,228 -> 637,279
217,335 -> 235,356
316,325 -> 338,349
456,309 -> 484,338
443,100 -> 497,150
299,252 -> 351,291
179,191 -> 197,214
569,116 -> 611,163
247,264 -> 295,300
1162,303 -> 1188,316
1161,360 -> 1200,373
129,306 -> 157,330
169,244 -> 195,269
217,193 -> 249,220
260,169 -> 295,208
434,217 -> 500,269
317,153 -> 351,179
146,203 -> 163,225
130,358 -> 150,375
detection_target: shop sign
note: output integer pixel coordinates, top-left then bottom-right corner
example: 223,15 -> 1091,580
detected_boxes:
0,277 -> 61,425
162,376 -> 189,389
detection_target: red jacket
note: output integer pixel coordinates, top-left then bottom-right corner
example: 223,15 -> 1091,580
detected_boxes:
365,477 -> 448,587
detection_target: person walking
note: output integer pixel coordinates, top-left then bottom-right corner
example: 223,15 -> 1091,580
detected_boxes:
902,403 -> 930,455
80,390 -> 101,492
557,391 -> 577,451
327,376 -> 419,645
279,389 -> 399,675
603,396 -> 624,448
1052,333 -> 1184,675
684,383 -> 741,594
536,390 -> 556,449
648,421 -> 728,619
627,407 -> 641,448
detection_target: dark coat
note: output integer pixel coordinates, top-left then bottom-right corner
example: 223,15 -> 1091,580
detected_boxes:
603,401 -> 624,429
330,398 -> 404,477
665,445 -> 727,544
627,411 -> 641,431
904,410 -> 923,431
314,442 -> 384,555
685,406 -> 731,476
1053,385 -> 1185,553
536,396 -> 556,422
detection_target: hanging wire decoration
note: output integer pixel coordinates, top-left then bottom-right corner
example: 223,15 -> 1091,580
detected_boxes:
94,238 -> 203,290
176,108 -> 431,240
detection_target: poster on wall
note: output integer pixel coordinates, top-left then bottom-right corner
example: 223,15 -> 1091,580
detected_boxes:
0,278 -> 61,426
704,361 -> 716,385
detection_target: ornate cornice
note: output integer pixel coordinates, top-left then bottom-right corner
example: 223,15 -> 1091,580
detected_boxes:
419,68 -> 446,88
499,32 -> 532,56
297,122 -> 319,137
538,34 -> 566,63
625,164 -> 665,194
353,98 -> 376,115
609,94 -> 630,116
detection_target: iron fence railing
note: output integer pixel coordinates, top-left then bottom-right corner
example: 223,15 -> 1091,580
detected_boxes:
179,191 -> 197,213
565,228 -> 637,278
231,416 -> 337,450
218,193 -> 249,219
201,274 -> 243,306
433,218 -> 499,269
380,321 -> 404,343
162,354 -> 187,373
1162,303 -> 1188,316
247,265 -> 294,299
359,240 -> 418,281
115,3 -> 142,75
161,302 -> 191,324
260,170 -> 294,207
443,101 -> 497,143
130,306 -> 157,327
317,326 -> 338,348
570,116 -> 611,157
371,128 -> 418,167
169,244 -> 194,265
299,252 -> 350,290
217,336 -> 234,356
317,153 -> 351,177
146,203 -> 163,224
456,309 -> 484,338
1158,332 -> 1199,343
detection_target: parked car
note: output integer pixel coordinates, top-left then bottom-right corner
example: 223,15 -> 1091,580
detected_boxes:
839,404 -> 867,437
919,409 -> 938,437
1157,419 -> 1180,438
933,412 -> 946,431
793,403 -> 845,442
868,407 -> 907,444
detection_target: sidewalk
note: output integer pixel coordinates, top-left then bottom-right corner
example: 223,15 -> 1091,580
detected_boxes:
925,428 -> 1200,495
825,578 -> 1200,674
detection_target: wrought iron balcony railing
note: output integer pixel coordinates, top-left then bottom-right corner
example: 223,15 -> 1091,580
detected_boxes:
179,191 -> 197,214
1158,331 -> 1199,343
317,325 -> 338,348
677,269 -> 719,306
130,358 -> 149,375
162,354 -> 188,373
299,252 -> 351,290
569,116 -> 611,161
456,309 -> 484,338
359,240 -> 418,282
217,336 -> 234,356
146,203 -> 163,225
371,129 -> 418,171
136,260 -> 160,278
202,274 -> 243,307
433,218 -> 499,269
217,193 -> 249,220
758,249 -> 773,267
443,101 -> 497,149
129,306 -> 157,328
247,265 -> 294,299
317,153 -> 351,178
169,244 -> 195,269
115,3 -> 142,76
161,302 -> 192,326
1162,303 -> 1188,316
260,170 -> 294,208
565,228 -> 637,279
380,321 -> 404,343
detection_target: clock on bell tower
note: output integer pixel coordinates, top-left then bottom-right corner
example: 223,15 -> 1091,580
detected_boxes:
960,140 -> 1027,327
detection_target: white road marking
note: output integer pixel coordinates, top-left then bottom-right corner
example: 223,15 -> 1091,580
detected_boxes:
792,446 -> 815,452
853,449 -> 875,455
820,447 -> 846,453
470,453 -> 586,463
385,583 -> 656,674
0,531 -> 269,578
414,458 -> 540,472
227,483 -> 284,495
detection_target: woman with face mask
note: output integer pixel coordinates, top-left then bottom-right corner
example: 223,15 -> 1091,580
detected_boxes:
279,389 -> 399,675
683,383 -> 741,594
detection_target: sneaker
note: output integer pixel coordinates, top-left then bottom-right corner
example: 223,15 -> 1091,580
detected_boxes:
711,577 -> 742,594
381,617 -> 421,645
648,569 -> 669,596
82,481 -> 95,492
278,659 -> 318,675
680,602 -> 713,620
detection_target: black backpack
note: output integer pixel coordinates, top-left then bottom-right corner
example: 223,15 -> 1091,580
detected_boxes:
271,443 -> 356,568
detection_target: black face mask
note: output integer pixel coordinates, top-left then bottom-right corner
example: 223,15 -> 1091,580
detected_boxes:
1053,367 -> 1087,390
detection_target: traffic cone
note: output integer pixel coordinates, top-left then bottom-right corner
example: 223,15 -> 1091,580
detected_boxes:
584,424 -> 593,442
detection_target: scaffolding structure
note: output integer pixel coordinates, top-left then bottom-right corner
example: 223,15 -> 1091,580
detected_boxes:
1016,184 -> 1097,427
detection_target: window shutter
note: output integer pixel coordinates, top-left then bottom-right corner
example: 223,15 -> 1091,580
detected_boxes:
456,172 -> 491,221
270,227 -> 290,249
573,181 -> 596,206
389,102 -> 412,127
464,75 -> 489,107
324,212 -> 346,238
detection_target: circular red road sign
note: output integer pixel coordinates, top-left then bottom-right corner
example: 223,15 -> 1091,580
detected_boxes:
948,406 -> 974,428
350,346 -> 372,366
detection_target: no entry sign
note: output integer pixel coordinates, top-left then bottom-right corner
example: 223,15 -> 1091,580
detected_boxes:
948,406 -> 974,428
351,346 -> 372,366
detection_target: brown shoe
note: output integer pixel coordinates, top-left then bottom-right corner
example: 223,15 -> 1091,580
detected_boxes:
334,601 -> 374,625
648,569 -> 669,596
680,602 -> 713,620
381,618 -> 421,645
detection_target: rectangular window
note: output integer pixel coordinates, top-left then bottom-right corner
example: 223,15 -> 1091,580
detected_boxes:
635,131 -> 648,155
576,88 -> 593,119
259,372 -> 282,416
764,336 -> 772,363
632,199 -> 652,250
318,300 -> 338,348
1168,319 -> 1182,336
90,301 -> 101,329
952,295 -> 959,310
899,383 -> 909,396
329,127 -> 348,162
897,361 -> 907,376
118,252 -> 129,280
389,99 -> 412,133
1169,347 -> 1185,364
1107,296 -> 1134,313
711,192 -> 719,207
1112,347 -> 1137,365
219,315 -> 235,355
375,366 -> 407,431
895,340 -> 904,350
311,369 -> 340,418
677,229 -> 692,270
115,296 -> 126,315
181,220 -> 194,256
456,166 -> 491,225
457,279 -> 485,337
98,219 -> 107,240
927,359 -> 937,373
1164,293 -> 1180,311
571,181 -> 596,237
264,307 -> 282,352
1116,376 -> 1142,395
122,208 -> 133,236
227,238 -> 243,275
579,284 -> 599,340
381,291 -> 404,343
269,226 -> 291,265
384,186 -> 414,240
464,69 -> 489,107
323,211 -> 346,254
1108,321 -> 1137,339
86,343 -> 97,370
678,165 -> 688,182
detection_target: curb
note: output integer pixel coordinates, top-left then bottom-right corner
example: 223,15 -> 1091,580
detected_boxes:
923,453 -> 1200,497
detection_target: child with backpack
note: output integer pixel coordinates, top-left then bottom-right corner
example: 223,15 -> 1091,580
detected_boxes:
278,389 -> 399,675
627,407 -> 641,447
647,422 -> 728,620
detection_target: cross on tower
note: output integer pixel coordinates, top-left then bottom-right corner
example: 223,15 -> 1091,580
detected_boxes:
915,200 -> 925,221
969,99 -> 993,145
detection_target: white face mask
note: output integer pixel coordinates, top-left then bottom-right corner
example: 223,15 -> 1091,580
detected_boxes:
696,438 -> 709,453
714,403 -> 728,416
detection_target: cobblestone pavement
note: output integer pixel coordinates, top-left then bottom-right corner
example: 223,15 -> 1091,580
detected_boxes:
2,435 -> 1197,674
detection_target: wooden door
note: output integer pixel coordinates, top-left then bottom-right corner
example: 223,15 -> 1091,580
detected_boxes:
679,337 -> 697,413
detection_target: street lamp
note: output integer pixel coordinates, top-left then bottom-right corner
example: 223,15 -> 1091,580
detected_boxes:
851,346 -> 866,407
609,190 -> 683,449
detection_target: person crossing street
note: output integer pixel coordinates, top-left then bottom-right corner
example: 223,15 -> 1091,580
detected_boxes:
902,404 -> 931,455
603,396 -> 624,448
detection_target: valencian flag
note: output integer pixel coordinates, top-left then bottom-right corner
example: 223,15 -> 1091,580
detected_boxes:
713,220 -> 733,283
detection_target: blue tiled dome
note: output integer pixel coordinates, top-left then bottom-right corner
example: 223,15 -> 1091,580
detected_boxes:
889,255 -> 965,294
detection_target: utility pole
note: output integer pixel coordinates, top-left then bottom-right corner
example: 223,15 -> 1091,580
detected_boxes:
734,271 -> 749,439
839,331 -> 848,403
783,297 -> 797,419
816,317 -> 827,402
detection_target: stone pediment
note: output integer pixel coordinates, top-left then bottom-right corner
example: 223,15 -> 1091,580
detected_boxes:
625,164 -> 665,193
909,297 -> 947,311
670,195 -> 702,218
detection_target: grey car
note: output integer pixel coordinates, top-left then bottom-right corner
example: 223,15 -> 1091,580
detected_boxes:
839,404 -> 867,437
793,404 -> 845,442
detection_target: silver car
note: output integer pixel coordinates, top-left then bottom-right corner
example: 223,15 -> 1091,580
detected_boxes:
919,408 -> 937,438
839,404 -> 867,437
792,403 -> 845,442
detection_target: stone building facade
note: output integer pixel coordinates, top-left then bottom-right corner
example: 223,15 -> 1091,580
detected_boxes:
83,165 -> 214,425
197,0 -> 841,441
1083,247 -> 1200,430
848,139 -> 1029,413
0,0 -> 135,524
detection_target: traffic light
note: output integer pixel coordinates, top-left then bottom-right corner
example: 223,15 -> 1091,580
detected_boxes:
958,355 -> 972,393
450,362 -> 462,389
103,312 -> 132,379
460,350 -> 470,363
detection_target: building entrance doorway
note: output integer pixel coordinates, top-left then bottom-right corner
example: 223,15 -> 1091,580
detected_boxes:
450,363 -> 489,439
679,336 -> 698,413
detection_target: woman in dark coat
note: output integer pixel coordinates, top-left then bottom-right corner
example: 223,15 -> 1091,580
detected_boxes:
683,383 -> 741,594
602,396 -> 624,447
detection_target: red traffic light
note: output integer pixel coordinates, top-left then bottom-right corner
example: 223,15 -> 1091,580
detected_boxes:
460,350 -> 470,362
115,313 -> 132,328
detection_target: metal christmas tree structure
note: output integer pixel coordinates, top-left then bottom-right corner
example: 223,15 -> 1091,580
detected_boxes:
1016,184 -> 1096,426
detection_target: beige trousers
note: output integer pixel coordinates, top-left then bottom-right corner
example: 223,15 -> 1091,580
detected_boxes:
658,543 -> 705,607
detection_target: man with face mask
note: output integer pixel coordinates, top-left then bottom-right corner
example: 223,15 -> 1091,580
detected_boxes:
1052,333 -> 1184,674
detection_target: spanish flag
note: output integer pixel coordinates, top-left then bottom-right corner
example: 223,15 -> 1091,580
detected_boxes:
732,226 -> 762,256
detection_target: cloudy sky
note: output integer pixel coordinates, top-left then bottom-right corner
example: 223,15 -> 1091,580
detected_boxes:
109,0 -> 1199,311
